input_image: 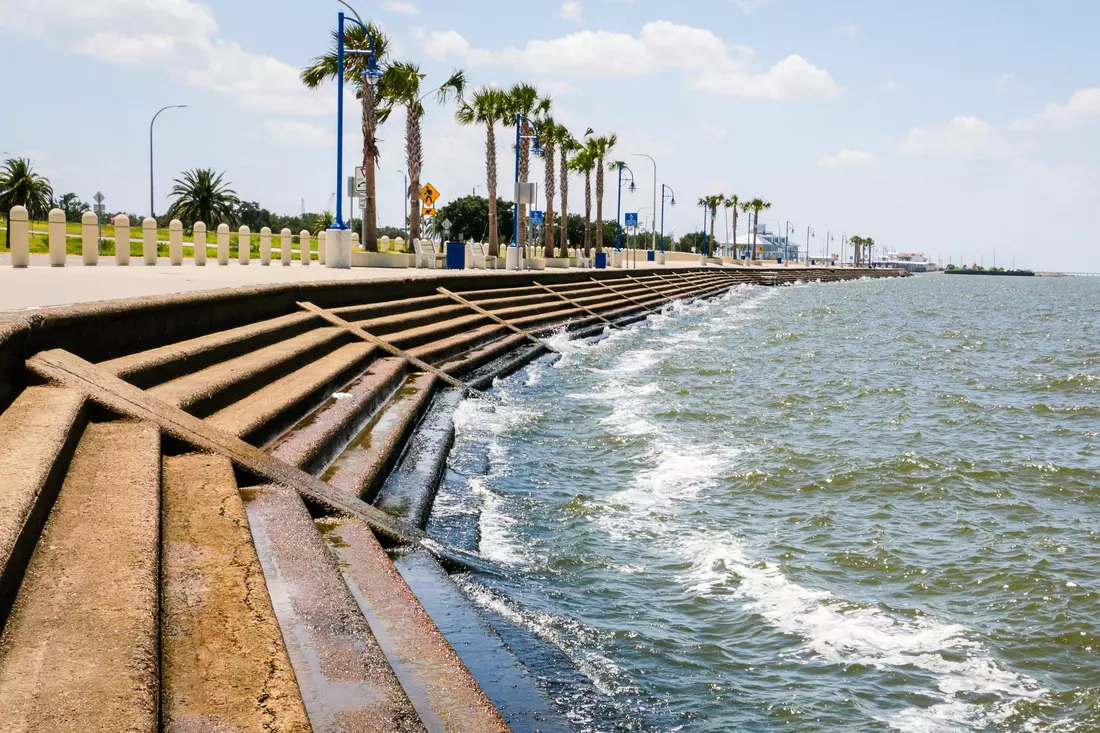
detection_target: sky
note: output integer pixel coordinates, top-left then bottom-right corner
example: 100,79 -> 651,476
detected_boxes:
3,0 -> 1100,271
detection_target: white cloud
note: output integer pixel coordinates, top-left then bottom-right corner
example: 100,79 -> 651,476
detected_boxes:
541,80 -> 578,95
900,116 -> 1002,157
263,120 -> 332,148
380,1 -> 420,14
881,81 -> 900,94
1012,88 -> 1100,130
731,0 -> 772,13
422,22 -> 842,101
995,73 -> 1015,87
817,149 -> 875,169
560,1 -> 583,22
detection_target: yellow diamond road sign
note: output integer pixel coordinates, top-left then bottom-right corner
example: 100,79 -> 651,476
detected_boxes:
422,207 -> 437,216
419,183 -> 440,207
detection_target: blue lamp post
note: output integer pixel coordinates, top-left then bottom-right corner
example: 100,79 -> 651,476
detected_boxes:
660,184 -> 675,254
512,113 -> 541,249
332,9 -> 382,232
615,163 -> 635,252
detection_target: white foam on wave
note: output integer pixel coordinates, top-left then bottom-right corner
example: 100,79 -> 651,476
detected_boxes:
469,474 -> 531,565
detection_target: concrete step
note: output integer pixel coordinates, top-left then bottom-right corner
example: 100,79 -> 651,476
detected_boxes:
373,388 -> 466,528
0,386 -> 86,631
206,341 -> 376,445
437,333 -> 530,380
268,356 -> 409,474
323,372 -> 438,503
409,323 -> 508,366
0,421 -> 160,732
323,520 -> 510,733
242,482 -> 426,732
161,452 -> 311,732
150,326 -> 350,414
395,551 -> 570,733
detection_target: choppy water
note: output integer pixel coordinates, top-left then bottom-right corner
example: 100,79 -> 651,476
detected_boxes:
428,274 -> 1100,732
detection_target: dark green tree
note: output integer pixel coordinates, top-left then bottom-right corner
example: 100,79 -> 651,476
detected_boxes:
166,168 -> 239,228
57,193 -> 90,223
0,157 -> 53,250
432,194 -> 514,243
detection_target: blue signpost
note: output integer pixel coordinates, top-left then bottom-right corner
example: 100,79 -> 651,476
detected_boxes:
530,210 -> 543,225
624,212 -> 639,227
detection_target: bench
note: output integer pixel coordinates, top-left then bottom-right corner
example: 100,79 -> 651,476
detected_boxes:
468,242 -> 488,269
413,239 -> 438,269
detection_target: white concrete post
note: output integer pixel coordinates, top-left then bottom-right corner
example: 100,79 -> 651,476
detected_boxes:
238,226 -> 250,265
9,206 -> 29,268
318,231 -> 327,265
115,214 -> 130,265
325,228 -> 351,269
217,224 -> 230,265
169,219 -> 183,265
260,226 -> 272,265
395,237 -> 404,253
82,211 -> 99,266
381,235 -> 390,251
351,232 -> 360,250
193,221 -> 207,266
299,230 -> 310,265
48,208 -> 66,267
142,217 -> 158,265
281,228 -> 292,266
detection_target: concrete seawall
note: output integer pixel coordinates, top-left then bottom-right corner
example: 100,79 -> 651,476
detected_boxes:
0,266 -> 905,730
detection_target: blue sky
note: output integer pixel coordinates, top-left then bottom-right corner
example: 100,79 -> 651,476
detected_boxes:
4,0 -> 1099,270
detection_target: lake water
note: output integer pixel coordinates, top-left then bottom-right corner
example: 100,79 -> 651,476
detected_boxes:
428,274 -> 1100,732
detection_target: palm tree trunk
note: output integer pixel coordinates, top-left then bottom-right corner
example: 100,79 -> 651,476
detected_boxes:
406,105 -> 423,241
486,122 -> 499,257
752,211 -> 758,260
595,158 -> 605,253
583,169 -> 592,253
542,139 -> 556,259
733,209 -> 739,258
362,85 -> 378,252
559,147 -> 569,256
708,210 -> 716,258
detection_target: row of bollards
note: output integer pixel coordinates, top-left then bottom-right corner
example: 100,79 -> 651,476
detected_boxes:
6,206 -> 329,268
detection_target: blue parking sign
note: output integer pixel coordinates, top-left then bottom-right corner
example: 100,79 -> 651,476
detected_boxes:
530,210 -> 543,224
625,212 -> 639,227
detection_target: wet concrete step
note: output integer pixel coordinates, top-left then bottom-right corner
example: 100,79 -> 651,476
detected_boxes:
373,387 -> 466,528
409,323 -> 509,366
438,333 -> 531,378
395,551 -> 571,733
161,452 -> 310,732
0,421 -> 160,731
242,482 -> 426,732
206,341 -> 376,445
324,372 -> 439,503
323,520 -> 510,733
0,387 -> 86,630
150,326 -> 350,414
269,355 -> 409,474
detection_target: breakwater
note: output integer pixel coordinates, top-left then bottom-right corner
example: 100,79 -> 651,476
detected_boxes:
0,266 -> 905,730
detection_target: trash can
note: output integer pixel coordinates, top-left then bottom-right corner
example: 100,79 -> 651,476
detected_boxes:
595,251 -> 608,269
777,257 -> 783,264
445,241 -> 465,269
646,250 -> 655,262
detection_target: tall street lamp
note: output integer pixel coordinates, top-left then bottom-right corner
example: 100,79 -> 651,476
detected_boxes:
150,104 -> 187,219
631,152 -> 656,251
785,220 -> 795,261
512,113 -> 541,250
615,162 -> 635,253
396,169 -> 408,232
660,184 -> 675,258
333,10 -> 382,232
825,231 -> 834,261
806,225 -> 814,264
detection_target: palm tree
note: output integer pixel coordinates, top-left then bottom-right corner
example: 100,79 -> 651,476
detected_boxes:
0,158 -> 53,251
382,62 -> 465,241
746,198 -> 772,260
456,85 -> 509,256
166,168 -> 239,228
697,194 -> 724,257
535,111 -> 557,259
567,146 -> 596,254
588,134 -> 617,253
505,83 -> 547,249
724,194 -> 740,257
301,22 -> 391,251
849,235 -> 863,266
557,125 -> 580,257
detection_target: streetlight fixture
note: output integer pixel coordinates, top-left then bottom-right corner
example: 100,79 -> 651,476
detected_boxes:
332,9 -> 382,233
806,225 -> 814,264
825,231 -> 834,262
150,104 -> 187,219
512,113 -> 541,251
785,221 -> 795,261
660,184 -> 675,260
631,152 -> 656,252
614,162 -> 635,253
